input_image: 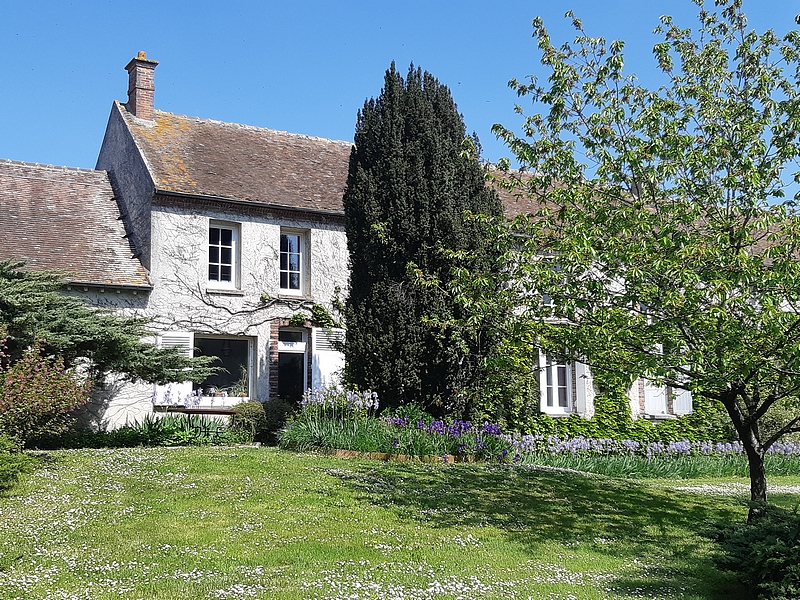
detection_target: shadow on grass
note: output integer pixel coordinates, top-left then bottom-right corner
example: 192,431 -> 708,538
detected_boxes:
328,461 -> 747,600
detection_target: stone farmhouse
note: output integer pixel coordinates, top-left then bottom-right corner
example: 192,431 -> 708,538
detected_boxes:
0,53 -> 692,429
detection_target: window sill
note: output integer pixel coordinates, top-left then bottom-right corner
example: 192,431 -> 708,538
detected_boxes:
278,293 -> 311,301
206,288 -> 246,296
642,413 -> 678,421
539,410 -> 573,418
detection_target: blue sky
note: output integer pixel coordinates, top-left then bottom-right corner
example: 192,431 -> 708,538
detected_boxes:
0,1 -> 797,170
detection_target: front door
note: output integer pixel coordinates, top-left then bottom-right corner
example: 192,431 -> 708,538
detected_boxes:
277,329 -> 307,404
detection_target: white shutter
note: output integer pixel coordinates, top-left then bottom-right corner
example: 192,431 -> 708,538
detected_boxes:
644,378 -> 667,415
673,387 -> 693,415
153,331 -> 194,405
574,361 -> 595,417
311,328 -> 344,388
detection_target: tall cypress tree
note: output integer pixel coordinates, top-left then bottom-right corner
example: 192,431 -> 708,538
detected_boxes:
343,63 -> 502,416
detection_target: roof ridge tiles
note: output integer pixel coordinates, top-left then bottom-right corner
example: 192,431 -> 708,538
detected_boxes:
150,108 -> 353,147
0,157 -> 107,174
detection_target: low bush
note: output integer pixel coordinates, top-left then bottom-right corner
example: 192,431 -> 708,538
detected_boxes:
0,432 -> 35,492
713,505 -> 800,599
230,401 -> 267,442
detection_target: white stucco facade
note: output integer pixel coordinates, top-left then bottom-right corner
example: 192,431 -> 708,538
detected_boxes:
76,200 -> 349,430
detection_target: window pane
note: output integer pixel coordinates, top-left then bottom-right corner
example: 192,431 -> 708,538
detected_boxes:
286,235 -> 298,253
289,273 -> 300,289
221,266 -> 231,281
209,246 -> 219,263
221,228 -> 232,245
280,272 -> 288,289
288,254 -> 299,271
280,235 -> 288,252
209,228 -> 220,244
557,365 -> 567,387
279,330 -> 303,342
547,387 -> 553,407
280,254 -> 288,270
221,247 -> 232,264
209,265 -> 219,280
558,388 -> 568,407
194,337 -> 249,395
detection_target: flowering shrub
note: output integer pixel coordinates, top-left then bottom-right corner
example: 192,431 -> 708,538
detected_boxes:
0,332 -> 92,445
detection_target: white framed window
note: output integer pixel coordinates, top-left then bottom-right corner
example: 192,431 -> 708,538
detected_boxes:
194,335 -> 254,398
280,230 -> 306,295
208,222 -> 239,288
152,332 -> 254,405
539,351 -> 572,414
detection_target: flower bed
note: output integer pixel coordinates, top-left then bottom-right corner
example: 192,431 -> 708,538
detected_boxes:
280,387 -> 800,476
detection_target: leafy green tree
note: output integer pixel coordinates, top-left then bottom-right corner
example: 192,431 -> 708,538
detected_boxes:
343,63 -> 504,417
454,0 -> 800,519
0,260 -> 216,385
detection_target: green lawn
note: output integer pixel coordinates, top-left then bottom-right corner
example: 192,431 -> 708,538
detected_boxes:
1,447 -> 795,600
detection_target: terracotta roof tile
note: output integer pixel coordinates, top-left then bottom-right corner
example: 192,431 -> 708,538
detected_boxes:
0,160 -> 151,288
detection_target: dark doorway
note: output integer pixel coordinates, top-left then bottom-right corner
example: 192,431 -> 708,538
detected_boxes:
278,352 -> 305,403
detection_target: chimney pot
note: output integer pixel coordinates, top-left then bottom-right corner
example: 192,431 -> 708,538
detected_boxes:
124,52 -> 159,121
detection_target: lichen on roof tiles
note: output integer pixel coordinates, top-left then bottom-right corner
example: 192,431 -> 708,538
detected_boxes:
0,159 -> 150,287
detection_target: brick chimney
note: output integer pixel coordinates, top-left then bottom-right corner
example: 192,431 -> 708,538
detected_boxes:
124,51 -> 159,120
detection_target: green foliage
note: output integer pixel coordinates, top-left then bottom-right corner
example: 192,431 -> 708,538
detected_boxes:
0,433 -> 34,493
0,338 -> 92,446
0,260 -> 216,384
714,505 -> 800,599
34,414 -> 245,448
342,63 -> 504,417
261,398 -> 294,438
229,400 -> 285,443
288,313 -> 307,327
309,303 -> 338,329
452,0 -> 800,511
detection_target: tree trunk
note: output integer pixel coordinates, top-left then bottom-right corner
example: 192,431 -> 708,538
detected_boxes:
719,390 -> 767,522
743,440 -> 767,522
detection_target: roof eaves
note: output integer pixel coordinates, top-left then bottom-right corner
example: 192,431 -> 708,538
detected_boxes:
154,188 -> 346,218
65,280 -> 153,292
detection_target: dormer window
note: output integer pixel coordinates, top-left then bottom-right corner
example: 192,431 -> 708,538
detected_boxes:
208,222 -> 239,288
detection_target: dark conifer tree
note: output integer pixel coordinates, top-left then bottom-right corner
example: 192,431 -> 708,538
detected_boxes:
343,63 -> 502,416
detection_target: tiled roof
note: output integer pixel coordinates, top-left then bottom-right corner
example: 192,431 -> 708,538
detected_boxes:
118,101 -> 538,218
118,102 -> 352,214
0,160 -> 151,288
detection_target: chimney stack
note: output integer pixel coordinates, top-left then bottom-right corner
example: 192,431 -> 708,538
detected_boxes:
125,51 -> 159,120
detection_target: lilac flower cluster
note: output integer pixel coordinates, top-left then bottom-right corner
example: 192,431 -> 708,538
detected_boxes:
499,434 -> 800,458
